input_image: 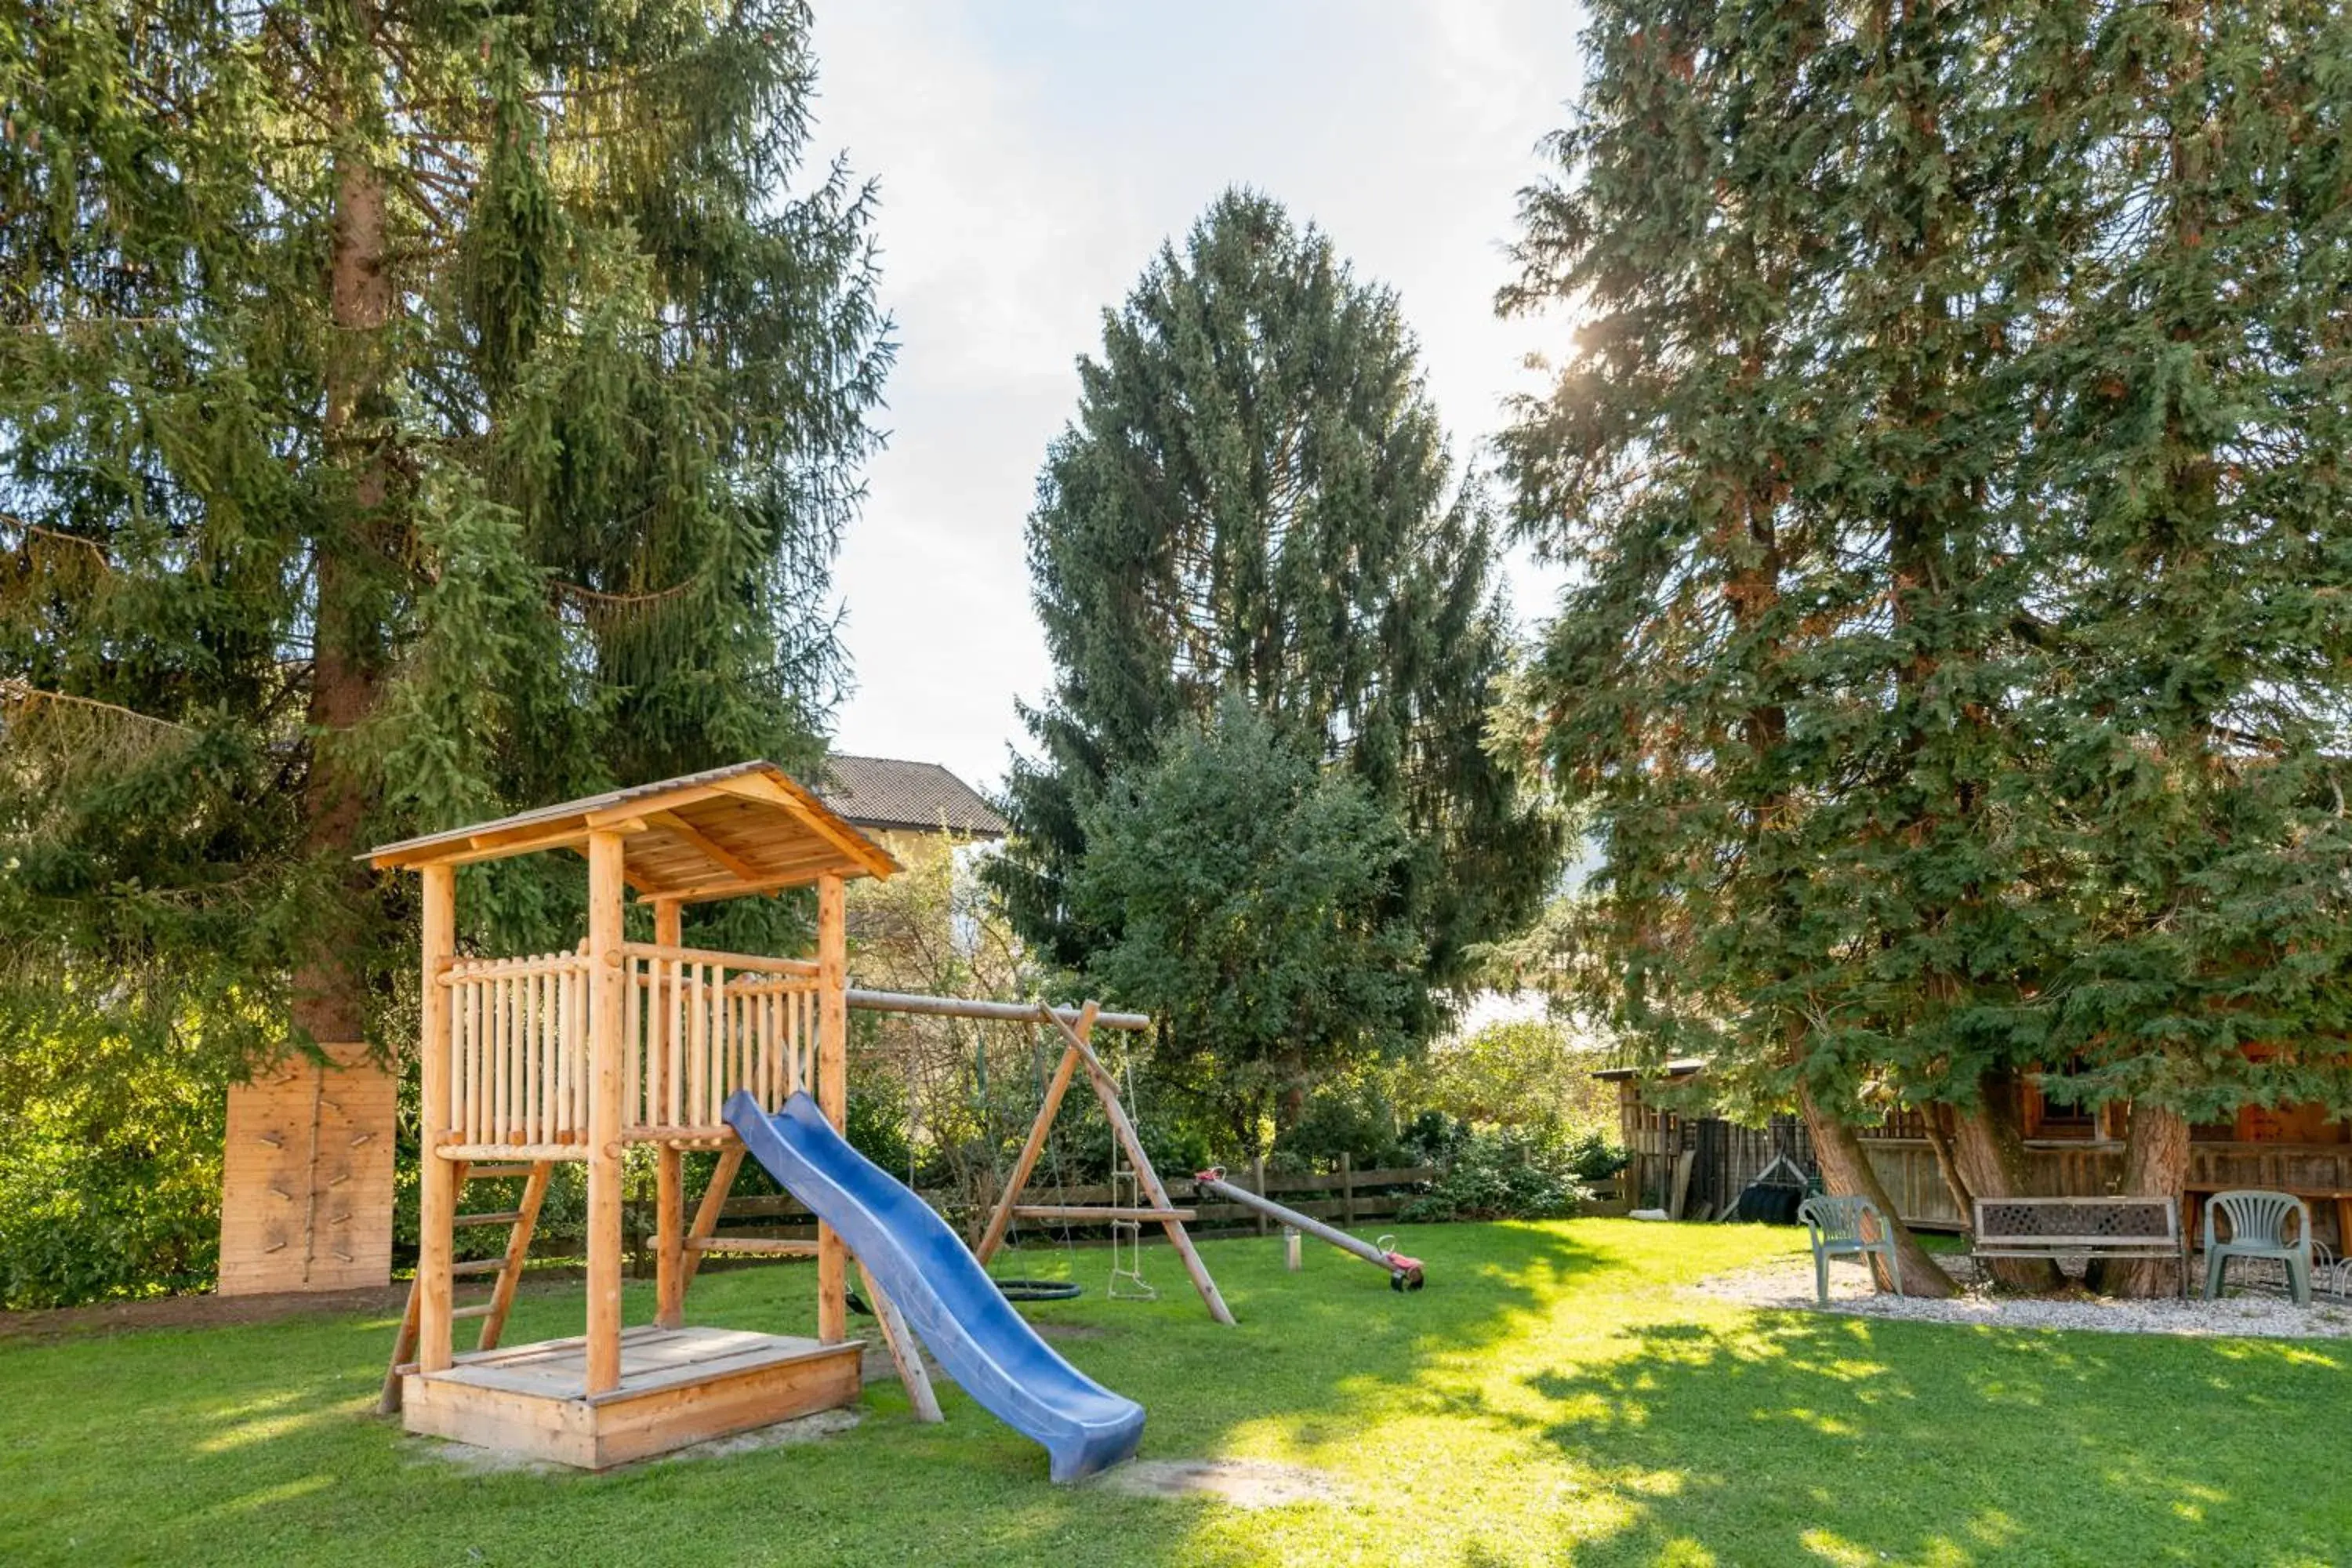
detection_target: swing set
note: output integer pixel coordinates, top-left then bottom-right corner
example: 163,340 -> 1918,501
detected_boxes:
902,993 -> 1236,1325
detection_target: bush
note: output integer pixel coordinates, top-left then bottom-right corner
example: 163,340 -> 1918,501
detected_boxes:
1559,1127 -> 1628,1185
1399,1127 -> 1591,1222
1277,1064 -> 1419,1171
0,1018 -> 228,1308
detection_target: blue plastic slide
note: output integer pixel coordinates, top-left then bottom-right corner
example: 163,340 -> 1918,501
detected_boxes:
724,1089 -> 1145,1482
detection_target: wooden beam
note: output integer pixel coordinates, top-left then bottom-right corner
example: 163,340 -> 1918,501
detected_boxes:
655,1146 -> 684,1331
374,823 -> 586,871
618,942 -> 817,975
417,863 -> 458,1374
857,1261 -> 942,1424
651,855 -> 866,906
815,873 -> 849,1345
653,898 -> 685,1330
846,986 -> 1149,1031
648,811 -> 766,886
1012,1206 -> 1198,1222
585,830 -> 627,1394
711,771 -> 899,883
373,814 -> 652,873
583,785 -> 731,829
680,1146 -> 747,1290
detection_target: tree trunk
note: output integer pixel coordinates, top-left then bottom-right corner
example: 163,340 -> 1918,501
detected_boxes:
2087,1102 -> 2190,1298
1798,1083 -> 1957,1298
1948,1069 -> 2064,1292
292,25 -> 394,1049
1918,1102 -> 1976,1225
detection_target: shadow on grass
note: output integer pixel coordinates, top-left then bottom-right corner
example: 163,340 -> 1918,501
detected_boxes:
45,1219 -> 2343,1567
1514,1309 -> 2352,1566
0,1223 -> 1611,1568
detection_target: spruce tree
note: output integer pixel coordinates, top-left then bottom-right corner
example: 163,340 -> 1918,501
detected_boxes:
0,0 -> 888,1070
996,189 -> 1559,1061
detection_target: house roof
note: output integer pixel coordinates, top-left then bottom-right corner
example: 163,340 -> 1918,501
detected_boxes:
814,754 -> 1008,840
364,760 -> 899,901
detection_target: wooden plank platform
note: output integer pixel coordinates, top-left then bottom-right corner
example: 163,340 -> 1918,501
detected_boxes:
401,1325 -> 862,1468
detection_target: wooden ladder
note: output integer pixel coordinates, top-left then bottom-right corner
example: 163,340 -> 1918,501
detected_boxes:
376,1160 -> 554,1414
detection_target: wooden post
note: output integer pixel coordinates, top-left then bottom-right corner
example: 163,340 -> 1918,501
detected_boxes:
815,873 -> 849,1345
652,899 -> 684,1330
1339,1152 -> 1356,1229
856,1260 -> 942,1424
416,863 -> 458,1374
1252,1156 -> 1268,1236
655,1146 -> 684,1329
586,830 -> 626,1393
1285,1227 -> 1302,1272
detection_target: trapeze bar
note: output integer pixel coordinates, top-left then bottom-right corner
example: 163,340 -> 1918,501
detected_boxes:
843,988 -> 1150,1031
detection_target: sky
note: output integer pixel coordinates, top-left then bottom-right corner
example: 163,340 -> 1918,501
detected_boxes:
808,1 -> 1588,793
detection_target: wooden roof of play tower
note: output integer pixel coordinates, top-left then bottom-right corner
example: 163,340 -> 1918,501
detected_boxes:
367,760 -> 899,901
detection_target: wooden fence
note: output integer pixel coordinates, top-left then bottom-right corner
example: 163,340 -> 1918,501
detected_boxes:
622,1157 -> 1441,1261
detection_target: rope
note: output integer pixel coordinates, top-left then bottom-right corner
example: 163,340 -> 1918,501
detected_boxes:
1107,1049 -> 1156,1301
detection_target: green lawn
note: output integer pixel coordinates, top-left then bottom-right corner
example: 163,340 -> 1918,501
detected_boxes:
3,1219 -> 2346,1566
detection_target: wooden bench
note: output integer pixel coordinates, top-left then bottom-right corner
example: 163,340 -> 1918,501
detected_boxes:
1972,1196 -> 2186,1297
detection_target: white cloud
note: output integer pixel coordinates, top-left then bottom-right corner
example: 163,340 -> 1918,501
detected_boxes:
809,2 -> 1586,791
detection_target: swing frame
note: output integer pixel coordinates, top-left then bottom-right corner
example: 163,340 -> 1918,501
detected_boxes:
974,1003 -> 1236,1325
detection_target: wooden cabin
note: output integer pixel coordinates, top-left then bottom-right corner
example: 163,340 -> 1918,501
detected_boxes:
367,761 -> 899,1467
1603,1062 -> 2352,1248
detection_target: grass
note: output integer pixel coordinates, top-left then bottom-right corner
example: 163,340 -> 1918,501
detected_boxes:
3,1219 -> 2347,1566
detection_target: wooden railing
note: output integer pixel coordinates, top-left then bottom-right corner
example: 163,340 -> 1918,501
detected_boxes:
436,944 -> 823,1150
619,944 -> 821,1137
441,952 -> 593,1148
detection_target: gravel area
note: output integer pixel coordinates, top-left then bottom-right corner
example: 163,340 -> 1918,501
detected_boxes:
1694,1253 -> 2352,1339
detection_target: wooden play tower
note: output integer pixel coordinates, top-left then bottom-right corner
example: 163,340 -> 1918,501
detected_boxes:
369,761 -> 900,1467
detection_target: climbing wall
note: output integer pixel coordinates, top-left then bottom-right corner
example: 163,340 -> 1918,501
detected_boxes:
217,1045 -> 399,1295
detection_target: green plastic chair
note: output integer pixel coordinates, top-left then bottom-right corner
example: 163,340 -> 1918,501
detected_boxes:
1797,1194 -> 1901,1305
2203,1190 -> 2312,1306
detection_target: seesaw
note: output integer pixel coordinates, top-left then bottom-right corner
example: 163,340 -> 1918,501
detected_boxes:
1193,1167 -> 1426,1290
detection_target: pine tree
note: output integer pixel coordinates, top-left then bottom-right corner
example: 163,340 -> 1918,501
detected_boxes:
994,189 -> 1559,1059
0,0 -> 888,1070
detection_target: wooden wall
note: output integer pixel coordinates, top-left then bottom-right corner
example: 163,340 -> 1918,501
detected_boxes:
1617,1077 -> 2352,1244
218,1045 -> 398,1295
